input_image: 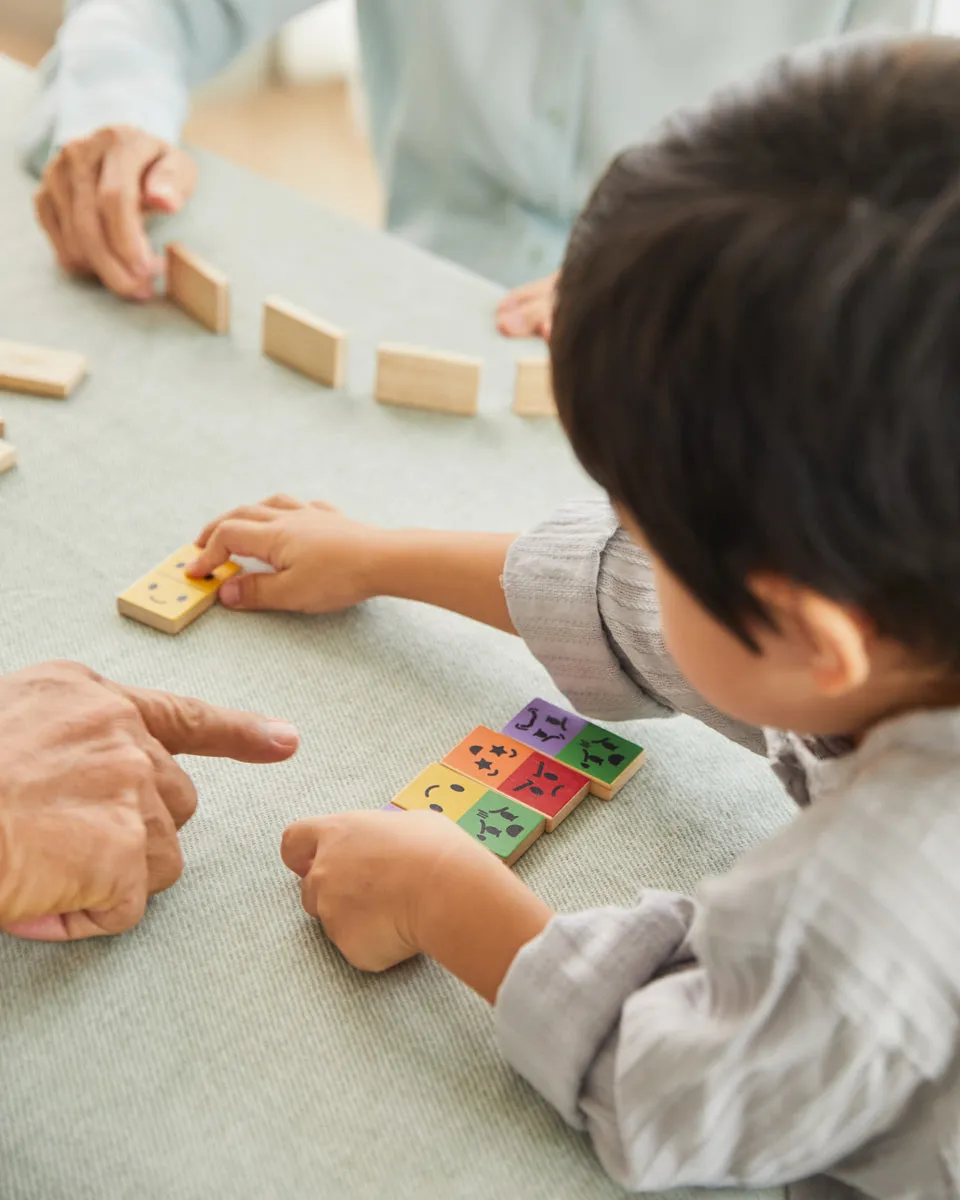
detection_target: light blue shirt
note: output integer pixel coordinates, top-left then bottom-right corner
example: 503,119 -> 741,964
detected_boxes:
22,0 -> 931,286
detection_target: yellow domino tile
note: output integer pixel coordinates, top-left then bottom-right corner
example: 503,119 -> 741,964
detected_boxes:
391,764 -> 488,820
117,571 -> 217,635
155,543 -> 239,594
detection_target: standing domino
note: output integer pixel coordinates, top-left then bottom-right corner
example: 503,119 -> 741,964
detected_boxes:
166,243 -> 231,334
512,358 -> 556,417
375,343 -> 481,416
263,297 -> 347,388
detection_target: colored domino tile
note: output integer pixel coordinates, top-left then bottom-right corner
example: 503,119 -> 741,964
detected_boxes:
502,698 -> 587,754
502,701 -> 645,800
391,763 -> 488,819
457,797 -> 545,866
117,543 -> 239,635
381,803 -> 404,813
442,726 -> 534,789
0,338 -> 87,399
442,726 -> 588,831
553,724 -> 645,799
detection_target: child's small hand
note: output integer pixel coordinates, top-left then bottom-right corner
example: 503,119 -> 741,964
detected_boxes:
280,810 -> 487,972
187,495 -> 386,613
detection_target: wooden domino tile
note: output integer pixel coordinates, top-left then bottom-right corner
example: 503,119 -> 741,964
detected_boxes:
389,763 -> 545,865
0,414 -> 6,437
0,339 -> 87,399
166,243 -> 230,334
512,358 -> 556,417
117,543 -> 239,635
263,296 -> 346,388
442,725 -> 589,831
502,698 -> 645,800
456,797 -> 545,866
391,763 -> 488,819
0,439 -> 17,475
375,343 -> 481,416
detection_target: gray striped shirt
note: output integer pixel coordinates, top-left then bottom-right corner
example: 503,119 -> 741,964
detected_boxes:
495,497 -> 960,1199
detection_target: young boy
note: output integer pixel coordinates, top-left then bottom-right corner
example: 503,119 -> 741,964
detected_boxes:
187,39 -> 960,1197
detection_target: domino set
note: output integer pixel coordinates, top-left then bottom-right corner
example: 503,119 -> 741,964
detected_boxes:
383,698 -> 646,866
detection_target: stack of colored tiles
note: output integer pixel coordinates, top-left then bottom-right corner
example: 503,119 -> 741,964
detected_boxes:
383,697 -> 645,866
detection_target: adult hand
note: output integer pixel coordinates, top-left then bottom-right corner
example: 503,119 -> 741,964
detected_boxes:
0,661 -> 299,942
495,270 -> 558,340
34,127 -> 197,300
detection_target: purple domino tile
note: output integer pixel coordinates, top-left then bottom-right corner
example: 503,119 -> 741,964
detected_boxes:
381,802 -> 404,813
502,697 -> 588,754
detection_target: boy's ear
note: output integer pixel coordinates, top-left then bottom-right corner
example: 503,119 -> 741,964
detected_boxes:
750,575 -> 871,696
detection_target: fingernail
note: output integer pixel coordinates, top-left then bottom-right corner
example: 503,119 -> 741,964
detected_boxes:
219,579 -> 240,606
150,182 -> 176,203
262,720 -> 299,749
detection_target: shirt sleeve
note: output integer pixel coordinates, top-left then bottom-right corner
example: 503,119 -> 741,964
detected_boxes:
20,0 -> 319,172
841,0 -> 935,34
495,813 -> 928,1192
502,496 -> 763,751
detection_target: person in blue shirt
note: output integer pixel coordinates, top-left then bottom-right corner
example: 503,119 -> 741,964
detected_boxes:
23,0 -> 929,338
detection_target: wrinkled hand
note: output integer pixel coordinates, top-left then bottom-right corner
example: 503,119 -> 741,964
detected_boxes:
35,126 -> 197,300
0,661 -> 299,941
281,810 -> 483,972
189,495 -> 387,614
495,270 -> 558,340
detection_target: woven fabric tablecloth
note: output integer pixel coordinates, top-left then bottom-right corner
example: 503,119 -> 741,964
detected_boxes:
0,57 -> 791,1200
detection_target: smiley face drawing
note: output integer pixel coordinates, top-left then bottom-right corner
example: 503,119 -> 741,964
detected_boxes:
123,571 -> 208,617
391,763 -> 488,819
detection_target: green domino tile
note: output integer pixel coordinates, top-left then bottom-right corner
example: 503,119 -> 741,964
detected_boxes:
554,723 -> 644,785
456,794 -> 545,863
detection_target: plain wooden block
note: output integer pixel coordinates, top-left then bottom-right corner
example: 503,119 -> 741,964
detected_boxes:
262,296 -> 346,387
0,439 -> 17,475
0,414 -> 5,436
457,797 -> 545,866
117,542 -> 239,635
0,339 -> 87,399
512,358 -> 556,417
502,699 -> 646,800
166,243 -> 230,334
375,343 -> 481,416
391,763 -> 488,819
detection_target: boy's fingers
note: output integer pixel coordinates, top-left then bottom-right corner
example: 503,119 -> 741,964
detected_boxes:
188,519 -> 277,576
217,571 -> 292,612
116,686 -> 300,763
281,819 -> 323,877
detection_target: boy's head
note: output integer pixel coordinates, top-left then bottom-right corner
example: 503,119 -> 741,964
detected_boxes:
552,37 -> 960,735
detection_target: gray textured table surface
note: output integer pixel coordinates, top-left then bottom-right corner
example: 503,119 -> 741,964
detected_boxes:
0,57 -> 789,1200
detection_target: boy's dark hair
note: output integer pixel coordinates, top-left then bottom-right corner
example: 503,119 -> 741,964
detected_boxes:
552,38 -> 960,663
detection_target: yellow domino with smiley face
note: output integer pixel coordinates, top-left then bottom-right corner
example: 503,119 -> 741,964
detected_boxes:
118,570 -> 216,635
391,763 -> 488,820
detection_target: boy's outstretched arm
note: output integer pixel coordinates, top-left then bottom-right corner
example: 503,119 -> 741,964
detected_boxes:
188,494 -> 517,633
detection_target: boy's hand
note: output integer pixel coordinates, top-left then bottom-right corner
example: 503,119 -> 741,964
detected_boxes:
281,809 -> 554,1003
280,810 -> 482,972
188,495 -> 386,613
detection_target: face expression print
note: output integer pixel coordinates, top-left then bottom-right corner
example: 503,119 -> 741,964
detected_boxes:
555,724 -> 644,784
456,798 -> 544,860
391,763 -> 487,819
502,698 -> 587,753
442,727 -> 533,787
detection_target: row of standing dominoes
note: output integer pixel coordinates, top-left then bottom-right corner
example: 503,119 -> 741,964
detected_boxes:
171,243 -> 556,418
0,245 -> 554,419
381,698 -> 646,866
